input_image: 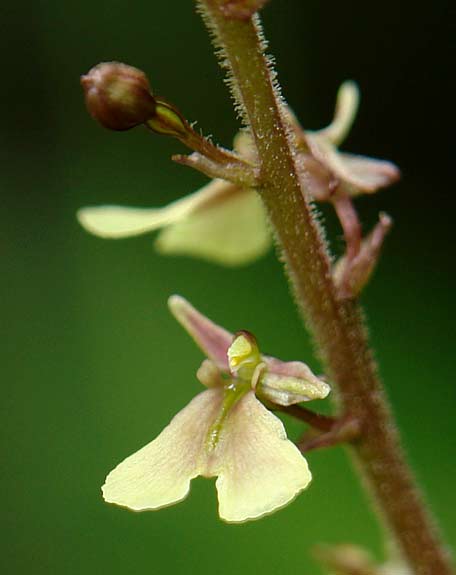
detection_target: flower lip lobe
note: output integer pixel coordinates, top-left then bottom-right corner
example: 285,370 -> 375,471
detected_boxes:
101,388 -> 224,512
214,390 -> 311,523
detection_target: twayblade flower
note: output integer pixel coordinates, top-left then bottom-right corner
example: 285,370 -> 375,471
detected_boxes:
78,81 -> 398,266
102,296 -> 330,523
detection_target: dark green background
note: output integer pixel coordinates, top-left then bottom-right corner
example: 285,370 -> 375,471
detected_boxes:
1,1 -> 453,573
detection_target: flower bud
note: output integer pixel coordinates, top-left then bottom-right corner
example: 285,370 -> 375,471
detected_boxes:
81,62 -> 156,131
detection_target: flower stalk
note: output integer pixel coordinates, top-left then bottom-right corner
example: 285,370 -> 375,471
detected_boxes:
196,1 -> 453,573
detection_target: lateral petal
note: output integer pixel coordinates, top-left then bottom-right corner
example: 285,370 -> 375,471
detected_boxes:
102,388 -> 223,511
213,391 -> 311,523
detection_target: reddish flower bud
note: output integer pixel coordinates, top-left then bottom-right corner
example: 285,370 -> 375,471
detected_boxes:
81,62 -> 156,131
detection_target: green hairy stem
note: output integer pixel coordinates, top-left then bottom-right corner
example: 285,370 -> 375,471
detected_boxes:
196,2 -> 454,574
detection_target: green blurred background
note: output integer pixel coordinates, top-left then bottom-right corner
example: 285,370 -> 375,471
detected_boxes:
1,1 -> 453,573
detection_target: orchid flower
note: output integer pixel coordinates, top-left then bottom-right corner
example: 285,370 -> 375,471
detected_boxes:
102,295 -> 330,523
78,81 -> 398,267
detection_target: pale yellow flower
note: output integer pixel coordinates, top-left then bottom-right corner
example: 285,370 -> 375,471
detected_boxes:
102,296 -> 330,523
